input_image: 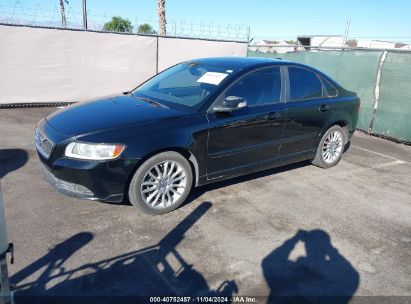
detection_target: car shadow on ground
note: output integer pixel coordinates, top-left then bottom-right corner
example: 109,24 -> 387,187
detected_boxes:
0,149 -> 28,179
262,229 -> 359,304
184,160 -> 312,206
11,202 -> 238,304
185,141 -> 352,207
113,159 -> 312,208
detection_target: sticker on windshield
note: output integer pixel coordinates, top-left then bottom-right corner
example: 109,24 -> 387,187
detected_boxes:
197,72 -> 228,85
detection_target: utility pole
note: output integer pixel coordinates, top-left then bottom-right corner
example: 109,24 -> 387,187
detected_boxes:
343,18 -> 351,48
82,0 -> 88,30
246,26 -> 251,43
59,0 -> 67,28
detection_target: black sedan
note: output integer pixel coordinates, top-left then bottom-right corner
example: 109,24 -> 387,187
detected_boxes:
35,57 -> 359,214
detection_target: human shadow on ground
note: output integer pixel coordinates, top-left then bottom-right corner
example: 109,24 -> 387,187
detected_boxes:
0,149 -> 28,179
262,229 -> 359,304
11,202 -> 238,303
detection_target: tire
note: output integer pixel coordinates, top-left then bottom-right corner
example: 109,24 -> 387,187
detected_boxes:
128,151 -> 193,215
311,125 -> 345,169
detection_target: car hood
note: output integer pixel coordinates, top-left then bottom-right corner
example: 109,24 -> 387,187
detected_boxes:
46,95 -> 185,136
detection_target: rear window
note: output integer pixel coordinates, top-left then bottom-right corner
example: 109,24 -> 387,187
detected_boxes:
288,67 -> 323,101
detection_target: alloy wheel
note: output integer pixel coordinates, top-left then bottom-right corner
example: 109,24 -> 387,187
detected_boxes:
140,160 -> 187,209
322,131 -> 343,164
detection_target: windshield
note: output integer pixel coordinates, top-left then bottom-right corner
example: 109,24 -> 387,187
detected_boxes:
133,62 -> 237,111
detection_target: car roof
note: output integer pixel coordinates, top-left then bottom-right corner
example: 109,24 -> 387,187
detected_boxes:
185,56 -> 339,86
187,56 -> 289,70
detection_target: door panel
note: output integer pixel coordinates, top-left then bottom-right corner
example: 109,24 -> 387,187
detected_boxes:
206,67 -> 285,177
280,67 -> 334,157
207,103 -> 285,176
281,99 -> 332,156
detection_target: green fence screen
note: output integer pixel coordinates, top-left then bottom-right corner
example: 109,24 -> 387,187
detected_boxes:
373,52 -> 411,141
248,50 -> 382,131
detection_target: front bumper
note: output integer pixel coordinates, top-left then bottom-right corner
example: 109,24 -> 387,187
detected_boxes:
40,158 -> 136,203
39,153 -> 139,203
36,120 -> 139,203
42,165 -> 96,200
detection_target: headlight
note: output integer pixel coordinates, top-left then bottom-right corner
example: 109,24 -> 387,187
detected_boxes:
65,142 -> 125,160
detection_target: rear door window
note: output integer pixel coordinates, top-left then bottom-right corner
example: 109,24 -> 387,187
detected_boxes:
288,67 -> 323,101
321,76 -> 338,97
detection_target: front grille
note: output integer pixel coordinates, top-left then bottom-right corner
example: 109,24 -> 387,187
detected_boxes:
34,128 -> 54,159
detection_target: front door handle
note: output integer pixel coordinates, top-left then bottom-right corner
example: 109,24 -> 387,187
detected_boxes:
319,104 -> 331,112
265,112 -> 281,120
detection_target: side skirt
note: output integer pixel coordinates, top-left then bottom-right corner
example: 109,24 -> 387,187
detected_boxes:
197,150 -> 314,187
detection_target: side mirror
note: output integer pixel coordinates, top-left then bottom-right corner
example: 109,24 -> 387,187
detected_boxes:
213,96 -> 247,113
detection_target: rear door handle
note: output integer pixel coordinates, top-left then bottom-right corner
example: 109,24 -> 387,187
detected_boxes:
319,104 -> 331,112
265,112 -> 281,120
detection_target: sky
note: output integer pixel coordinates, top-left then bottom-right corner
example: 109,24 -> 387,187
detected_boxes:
1,0 -> 411,42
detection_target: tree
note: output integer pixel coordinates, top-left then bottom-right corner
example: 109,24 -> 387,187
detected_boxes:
138,23 -> 157,35
102,16 -> 133,33
59,0 -> 68,28
158,0 -> 166,36
395,42 -> 406,48
345,39 -> 358,48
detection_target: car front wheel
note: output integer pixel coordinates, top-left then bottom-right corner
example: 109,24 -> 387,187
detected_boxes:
128,151 -> 193,215
311,125 -> 345,168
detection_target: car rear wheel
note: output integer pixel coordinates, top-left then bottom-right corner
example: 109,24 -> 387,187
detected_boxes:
311,125 -> 345,168
128,151 -> 193,215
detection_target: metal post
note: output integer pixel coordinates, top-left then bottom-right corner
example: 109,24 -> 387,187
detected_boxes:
0,258 -> 11,304
343,18 -> 351,48
0,184 -> 12,304
369,50 -> 388,132
82,0 -> 88,30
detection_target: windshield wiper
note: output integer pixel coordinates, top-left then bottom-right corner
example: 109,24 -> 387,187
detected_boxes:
133,96 -> 167,108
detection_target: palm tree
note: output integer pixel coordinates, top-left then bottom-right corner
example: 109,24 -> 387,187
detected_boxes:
59,0 -> 68,28
158,0 -> 166,36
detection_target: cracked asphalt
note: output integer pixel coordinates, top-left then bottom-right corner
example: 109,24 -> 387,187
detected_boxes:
1,107 -> 410,303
